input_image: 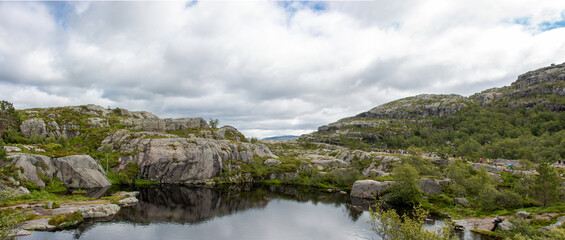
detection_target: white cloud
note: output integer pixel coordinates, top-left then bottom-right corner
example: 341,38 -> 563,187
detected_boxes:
1,1 -> 565,138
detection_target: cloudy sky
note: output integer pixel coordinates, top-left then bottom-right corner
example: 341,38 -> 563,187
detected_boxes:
1,1 -> 565,139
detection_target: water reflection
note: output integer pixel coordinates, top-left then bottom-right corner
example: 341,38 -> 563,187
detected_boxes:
19,184 -> 482,240
116,184 -> 363,224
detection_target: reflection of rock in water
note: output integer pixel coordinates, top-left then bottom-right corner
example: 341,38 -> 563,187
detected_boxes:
85,186 -> 111,198
116,184 -> 365,224
116,185 -> 270,224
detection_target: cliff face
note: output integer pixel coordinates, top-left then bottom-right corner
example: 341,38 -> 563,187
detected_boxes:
100,130 -> 276,183
8,105 -> 276,184
472,62 -> 565,109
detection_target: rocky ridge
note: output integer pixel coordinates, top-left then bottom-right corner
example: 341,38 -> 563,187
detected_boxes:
472,62 -> 565,108
301,62 -> 565,146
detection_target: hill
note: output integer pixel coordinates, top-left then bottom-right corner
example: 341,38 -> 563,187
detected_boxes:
262,135 -> 300,140
301,62 -> 565,162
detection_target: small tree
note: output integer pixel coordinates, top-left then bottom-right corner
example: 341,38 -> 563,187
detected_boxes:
386,163 -> 423,207
0,210 -> 25,239
123,162 -> 139,180
0,100 -> 20,139
0,140 -> 6,162
533,161 -> 561,207
369,200 -> 456,240
209,118 -> 219,129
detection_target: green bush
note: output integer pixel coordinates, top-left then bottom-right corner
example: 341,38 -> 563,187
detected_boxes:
23,181 -> 42,191
48,211 -> 83,227
0,209 -> 25,239
369,200 -> 456,240
385,164 -> 423,207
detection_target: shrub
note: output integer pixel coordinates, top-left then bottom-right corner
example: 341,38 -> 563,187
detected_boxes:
495,190 -> 523,209
23,181 -> 42,191
0,209 -> 25,239
48,211 -> 83,227
385,164 -> 423,207
369,200 -> 456,240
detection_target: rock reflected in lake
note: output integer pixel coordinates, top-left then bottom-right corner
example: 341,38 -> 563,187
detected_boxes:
116,184 -> 362,224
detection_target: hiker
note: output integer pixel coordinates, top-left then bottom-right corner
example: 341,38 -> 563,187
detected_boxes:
491,217 -> 503,231
509,164 -> 514,170
479,158 -> 482,163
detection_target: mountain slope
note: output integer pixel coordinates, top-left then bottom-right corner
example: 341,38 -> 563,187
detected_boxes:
301,62 -> 565,161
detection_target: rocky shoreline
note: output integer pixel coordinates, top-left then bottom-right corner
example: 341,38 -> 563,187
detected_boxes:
5,192 -> 138,238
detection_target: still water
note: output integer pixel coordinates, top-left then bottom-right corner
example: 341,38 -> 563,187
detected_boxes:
20,185 -> 376,240
19,185 -> 477,240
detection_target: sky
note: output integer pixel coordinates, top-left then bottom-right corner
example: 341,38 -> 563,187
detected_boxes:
1,1 -> 565,139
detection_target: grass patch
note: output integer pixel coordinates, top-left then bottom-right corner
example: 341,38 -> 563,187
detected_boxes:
1,190 -> 94,207
48,211 -> 83,228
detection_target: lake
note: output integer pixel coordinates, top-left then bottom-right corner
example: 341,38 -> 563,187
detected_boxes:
18,184 -> 478,240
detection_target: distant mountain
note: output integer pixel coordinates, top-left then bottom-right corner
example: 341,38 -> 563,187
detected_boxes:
262,135 -> 300,140
301,62 -> 565,161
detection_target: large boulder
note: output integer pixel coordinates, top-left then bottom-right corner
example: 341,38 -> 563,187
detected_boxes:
11,154 -> 55,188
418,178 -> 442,195
20,119 -> 47,138
350,180 -> 393,199
10,153 -> 110,189
53,155 -> 111,189
516,211 -> 531,218
263,158 -> 282,167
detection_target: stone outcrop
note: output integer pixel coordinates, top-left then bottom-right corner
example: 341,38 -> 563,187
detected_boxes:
9,153 -> 111,189
351,178 -> 443,199
263,158 -> 282,167
455,197 -> 470,206
357,94 -> 470,119
472,62 -> 565,107
19,104 -> 210,140
516,211 -> 531,218
300,94 -> 471,144
51,203 -> 120,218
122,118 -> 209,132
350,180 -> 393,199
100,130 -> 277,183
418,178 -> 442,195
54,155 -> 111,188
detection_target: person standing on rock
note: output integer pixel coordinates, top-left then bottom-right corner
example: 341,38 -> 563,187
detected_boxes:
479,158 -> 482,163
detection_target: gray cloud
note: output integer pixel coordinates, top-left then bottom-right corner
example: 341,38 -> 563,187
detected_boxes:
1,1 -> 565,138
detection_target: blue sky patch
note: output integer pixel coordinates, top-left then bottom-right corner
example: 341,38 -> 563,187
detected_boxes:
538,12 -> 565,31
279,1 -> 327,14
44,2 -> 74,29
186,0 -> 198,8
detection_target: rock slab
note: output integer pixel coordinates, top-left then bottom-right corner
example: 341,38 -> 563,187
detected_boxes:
350,180 -> 393,199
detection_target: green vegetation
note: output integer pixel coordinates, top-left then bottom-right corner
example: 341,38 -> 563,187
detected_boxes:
0,100 -> 21,140
0,209 -> 26,239
315,102 -> 565,163
533,161 -> 561,207
369,200 -> 456,240
1,190 -> 93,207
48,211 -> 83,228
385,164 -> 423,207
209,118 -> 219,129
487,217 -> 565,239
